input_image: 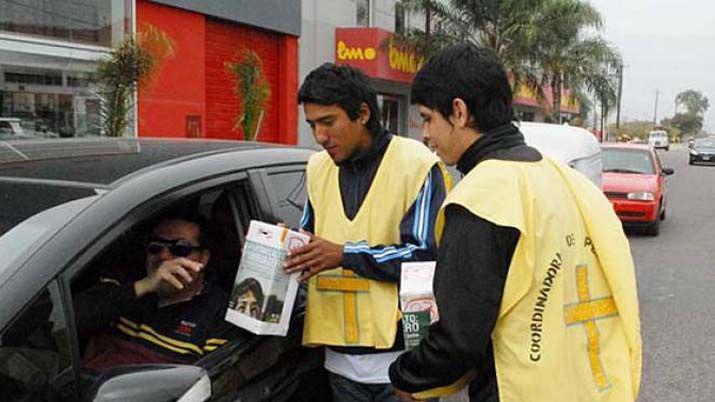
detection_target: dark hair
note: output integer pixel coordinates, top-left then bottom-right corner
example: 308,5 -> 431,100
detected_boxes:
152,208 -> 211,248
298,63 -> 382,136
234,277 -> 264,307
411,43 -> 514,132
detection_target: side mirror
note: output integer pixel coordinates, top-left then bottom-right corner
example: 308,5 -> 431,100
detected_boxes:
87,365 -> 210,402
662,167 -> 675,176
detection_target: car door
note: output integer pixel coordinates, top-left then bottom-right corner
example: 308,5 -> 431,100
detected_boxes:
0,279 -> 76,402
60,177 -> 270,400
652,150 -> 667,211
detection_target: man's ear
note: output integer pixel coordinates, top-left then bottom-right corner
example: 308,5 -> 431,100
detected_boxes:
451,98 -> 471,128
358,102 -> 371,125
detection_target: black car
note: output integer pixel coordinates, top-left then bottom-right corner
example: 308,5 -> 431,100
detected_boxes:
689,137 -> 715,165
0,138 -> 331,402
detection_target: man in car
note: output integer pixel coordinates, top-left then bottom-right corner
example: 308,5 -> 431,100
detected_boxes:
283,63 -> 448,402
75,211 -> 231,373
388,43 -> 642,402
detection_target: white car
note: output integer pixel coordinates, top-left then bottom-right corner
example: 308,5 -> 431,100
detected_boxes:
0,117 -> 25,139
518,122 -> 603,189
647,130 -> 670,151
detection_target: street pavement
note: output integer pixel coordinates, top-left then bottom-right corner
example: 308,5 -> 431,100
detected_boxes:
631,145 -> 714,401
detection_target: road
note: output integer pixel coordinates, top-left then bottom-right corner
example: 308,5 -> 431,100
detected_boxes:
633,145 -> 714,401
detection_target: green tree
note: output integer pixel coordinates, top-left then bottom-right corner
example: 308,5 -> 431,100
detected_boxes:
96,24 -> 174,137
225,49 -> 271,141
675,90 -> 710,116
526,0 -> 621,122
393,0 -> 620,124
393,0 -> 543,73
670,112 -> 703,137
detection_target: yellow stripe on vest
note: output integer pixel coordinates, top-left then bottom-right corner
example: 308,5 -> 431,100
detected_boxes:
315,272 -> 368,344
564,265 -> 618,391
316,275 -> 370,292
564,298 -> 618,325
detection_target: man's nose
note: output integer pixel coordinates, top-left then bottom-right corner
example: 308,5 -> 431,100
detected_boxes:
314,127 -> 329,146
157,246 -> 173,260
421,127 -> 431,146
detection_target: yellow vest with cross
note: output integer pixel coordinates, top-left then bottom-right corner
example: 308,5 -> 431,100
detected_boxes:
434,157 -> 642,402
303,136 -> 440,348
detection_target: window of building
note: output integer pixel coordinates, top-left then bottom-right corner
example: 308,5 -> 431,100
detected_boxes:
356,0 -> 371,27
0,1 -> 131,139
0,0 -> 129,48
395,2 -> 406,34
378,93 -> 401,135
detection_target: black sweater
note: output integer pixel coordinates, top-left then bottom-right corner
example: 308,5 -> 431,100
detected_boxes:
389,124 -> 541,401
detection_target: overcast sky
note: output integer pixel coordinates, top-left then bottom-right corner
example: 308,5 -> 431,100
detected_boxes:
590,0 -> 715,131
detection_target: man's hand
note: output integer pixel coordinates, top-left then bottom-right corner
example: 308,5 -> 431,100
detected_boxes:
134,258 -> 204,297
283,231 -> 344,282
394,388 -> 421,402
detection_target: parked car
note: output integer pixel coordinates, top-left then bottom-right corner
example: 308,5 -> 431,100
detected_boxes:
0,138 -> 331,402
647,129 -> 670,151
518,122 -> 603,189
601,143 -> 674,235
689,137 -> 715,165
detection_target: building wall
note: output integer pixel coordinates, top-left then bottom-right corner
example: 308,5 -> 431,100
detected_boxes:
137,0 -> 298,143
203,19 -> 298,143
299,0 -> 417,147
137,0 -> 206,137
150,0 -> 301,36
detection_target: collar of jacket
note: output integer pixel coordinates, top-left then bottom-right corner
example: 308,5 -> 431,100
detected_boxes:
337,130 -> 393,170
457,123 -> 526,175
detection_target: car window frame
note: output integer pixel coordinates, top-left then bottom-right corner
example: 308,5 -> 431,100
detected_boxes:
247,163 -> 307,226
262,165 -> 308,230
55,171 -> 258,399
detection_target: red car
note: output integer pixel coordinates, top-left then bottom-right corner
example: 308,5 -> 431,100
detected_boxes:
601,143 -> 674,235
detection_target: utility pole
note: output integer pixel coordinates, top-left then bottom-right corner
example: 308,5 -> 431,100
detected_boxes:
653,89 -> 660,125
616,64 -> 623,130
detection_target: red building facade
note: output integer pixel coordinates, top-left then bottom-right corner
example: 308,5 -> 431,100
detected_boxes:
136,0 -> 299,144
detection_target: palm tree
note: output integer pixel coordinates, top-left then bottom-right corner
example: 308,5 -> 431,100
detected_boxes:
393,0 -> 543,72
225,48 -> 271,141
96,24 -> 174,137
523,0 -> 621,122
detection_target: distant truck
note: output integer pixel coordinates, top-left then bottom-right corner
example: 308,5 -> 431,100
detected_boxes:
647,129 -> 670,151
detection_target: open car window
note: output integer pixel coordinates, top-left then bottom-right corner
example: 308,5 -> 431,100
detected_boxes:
0,280 -> 73,402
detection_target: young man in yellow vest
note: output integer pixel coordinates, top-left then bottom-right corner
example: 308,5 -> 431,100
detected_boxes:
283,63 -> 448,402
388,44 -> 642,402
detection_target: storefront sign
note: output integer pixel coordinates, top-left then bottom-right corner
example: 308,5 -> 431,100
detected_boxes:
513,83 -> 580,114
335,28 -> 423,84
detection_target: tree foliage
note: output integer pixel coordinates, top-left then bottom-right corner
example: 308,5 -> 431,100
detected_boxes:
393,0 -> 620,123
96,24 -> 174,137
225,49 -> 271,141
675,90 -> 710,116
670,112 -> 703,136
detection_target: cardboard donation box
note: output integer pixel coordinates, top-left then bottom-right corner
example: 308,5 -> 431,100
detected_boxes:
225,221 -> 309,336
400,261 -> 439,349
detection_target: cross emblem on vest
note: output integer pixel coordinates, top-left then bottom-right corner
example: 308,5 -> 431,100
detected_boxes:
563,265 -> 619,391
316,269 -> 370,344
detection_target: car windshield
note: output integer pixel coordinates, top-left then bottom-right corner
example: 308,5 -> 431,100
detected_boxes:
0,195 -> 99,277
602,148 -> 655,175
695,139 -> 715,148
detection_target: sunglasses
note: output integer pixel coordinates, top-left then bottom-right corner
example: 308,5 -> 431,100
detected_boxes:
146,238 -> 203,257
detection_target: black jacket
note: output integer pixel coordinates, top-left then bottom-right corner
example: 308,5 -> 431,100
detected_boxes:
389,124 -> 541,401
